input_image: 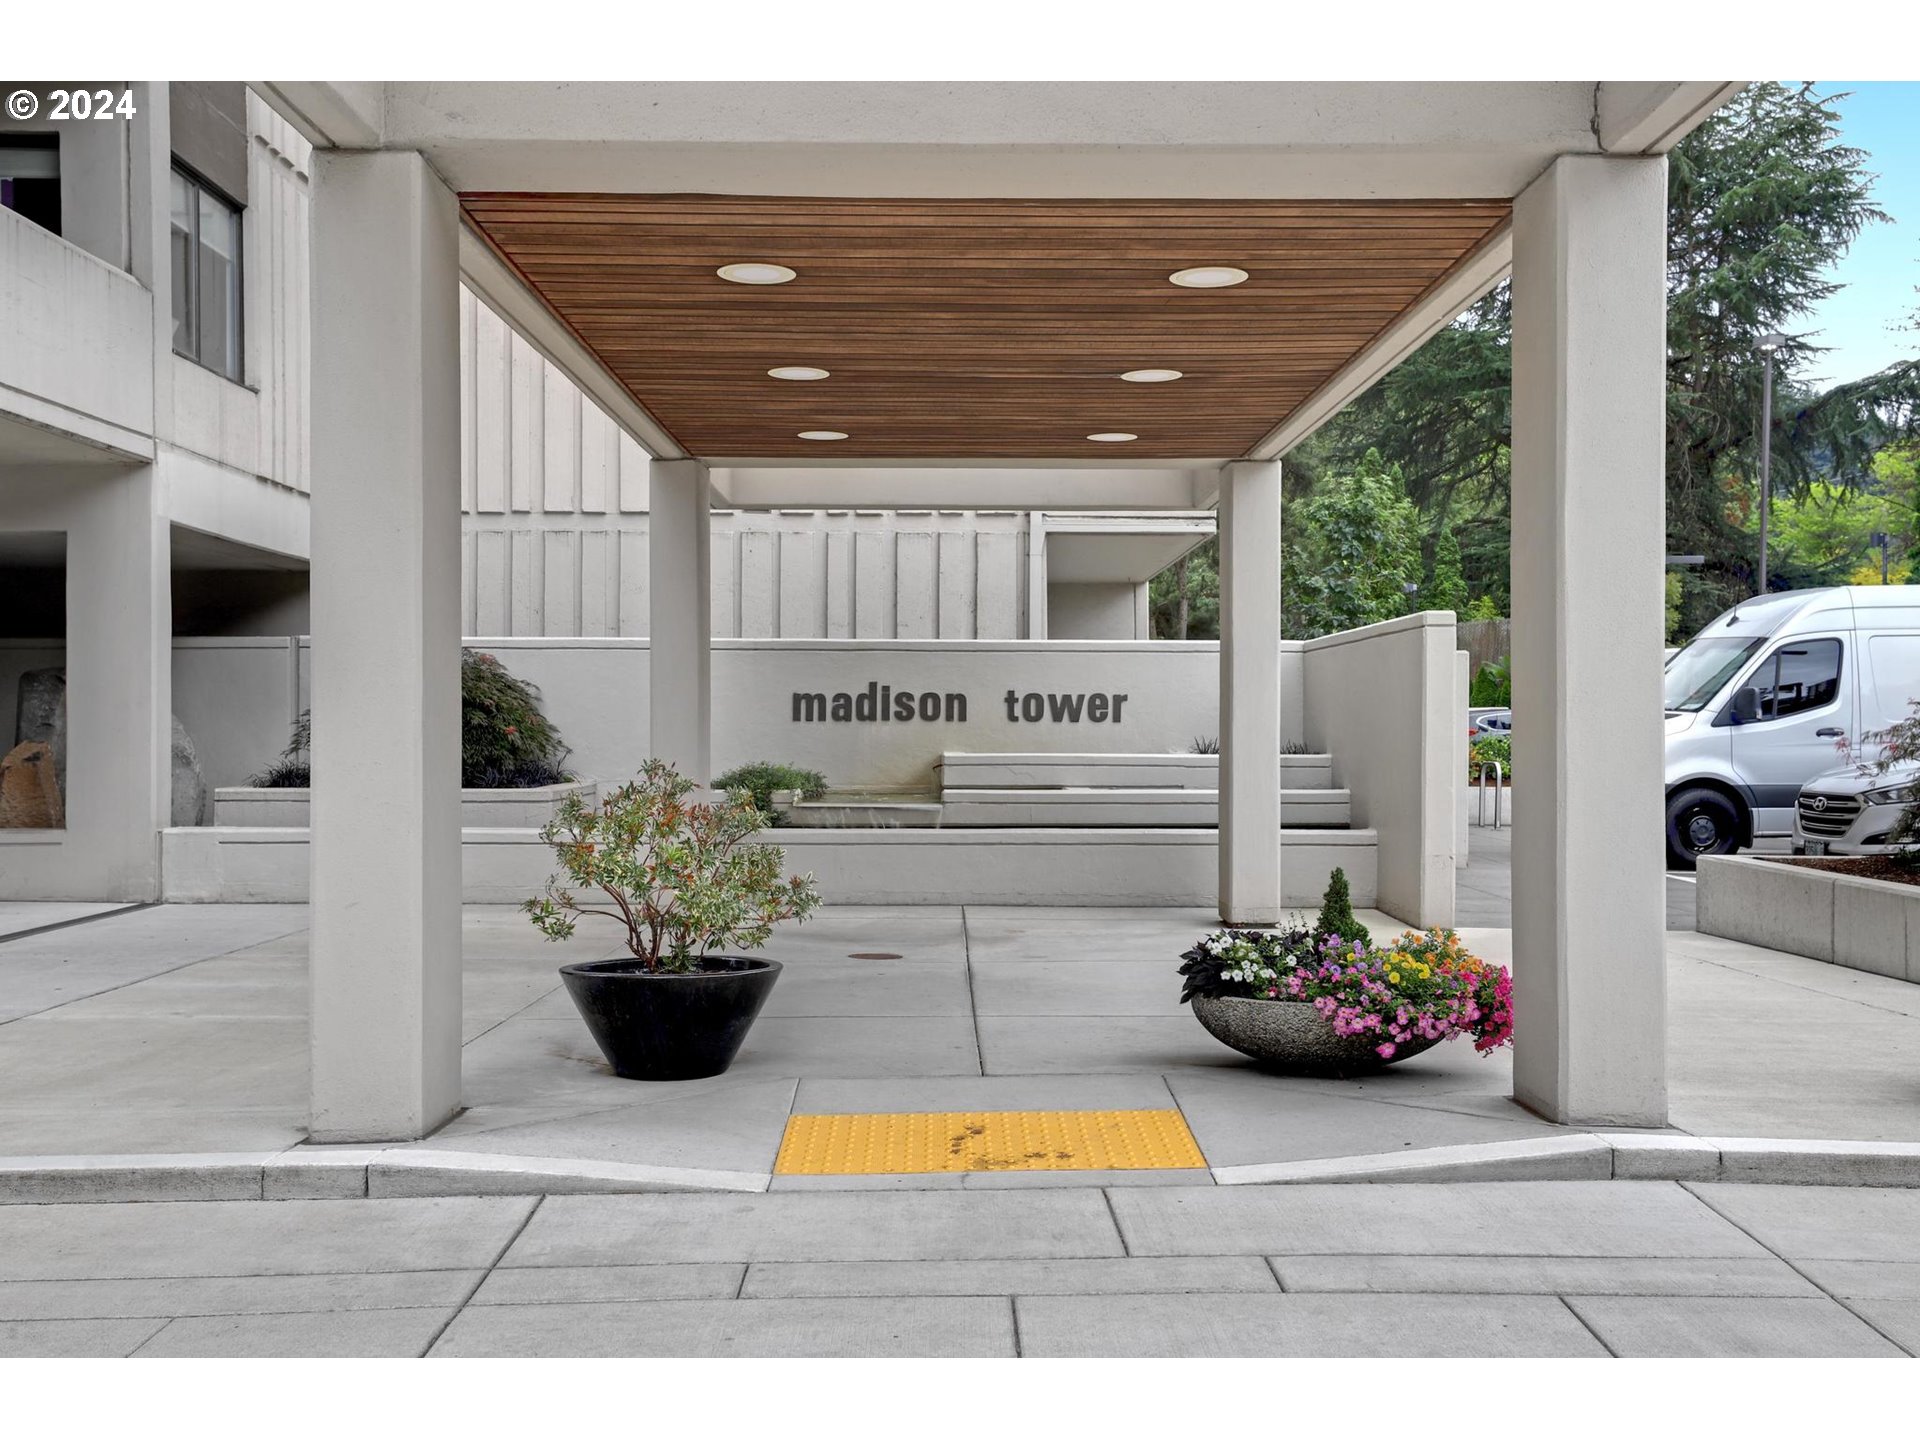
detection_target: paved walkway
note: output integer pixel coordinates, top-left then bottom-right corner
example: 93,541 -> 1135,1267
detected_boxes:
3,900 -> 1919,1178
2,1181 -> 1917,1356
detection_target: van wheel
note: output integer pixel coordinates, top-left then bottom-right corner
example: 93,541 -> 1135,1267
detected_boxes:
1666,788 -> 1742,871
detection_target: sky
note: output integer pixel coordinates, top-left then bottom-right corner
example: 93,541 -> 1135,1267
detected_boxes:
1795,81 -> 1920,387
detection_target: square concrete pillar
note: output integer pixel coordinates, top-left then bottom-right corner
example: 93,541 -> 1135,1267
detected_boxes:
308,150 -> 463,1142
1218,459 -> 1284,925
1510,154 -> 1669,1127
649,458 -> 712,783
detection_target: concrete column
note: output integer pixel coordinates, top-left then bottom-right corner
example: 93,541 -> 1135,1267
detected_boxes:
308,150 -> 463,1142
648,458 -> 712,783
1217,459 -> 1284,924
1510,154 -> 1669,1127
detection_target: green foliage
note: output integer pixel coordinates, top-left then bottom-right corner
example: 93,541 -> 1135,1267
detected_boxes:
1283,450 -> 1424,638
713,762 -> 828,824
1842,700 -> 1920,868
1468,734 -> 1512,782
1314,866 -> 1370,949
248,650 -> 568,789
1426,524 -> 1469,615
461,650 -> 570,788
1469,655 -> 1511,708
1664,572 -> 1686,645
524,759 -> 823,970
1463,594 -> 1502,622
1283,83 -> 1918,636
1149,541 -> 1220,640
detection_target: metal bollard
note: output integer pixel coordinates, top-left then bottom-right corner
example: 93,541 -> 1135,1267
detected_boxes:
1475,762 -> 1505,829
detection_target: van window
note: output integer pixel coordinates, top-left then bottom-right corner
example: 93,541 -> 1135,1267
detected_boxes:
1869,634 -> 1920,725
1665,636 -> 1763,712
1751,638 -> 1843,720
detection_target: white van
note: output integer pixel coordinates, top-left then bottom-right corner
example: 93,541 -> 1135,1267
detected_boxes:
1663,586 -> 1920,868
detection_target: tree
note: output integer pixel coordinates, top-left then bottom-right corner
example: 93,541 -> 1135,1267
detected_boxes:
1426,524 -> 1469,615
1149,537 -> 1219,640
1285,83 -> 1918,635
1282,450 -> 1424,638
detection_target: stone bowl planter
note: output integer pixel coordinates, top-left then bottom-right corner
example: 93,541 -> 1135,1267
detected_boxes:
1191,993 -> 1442,1076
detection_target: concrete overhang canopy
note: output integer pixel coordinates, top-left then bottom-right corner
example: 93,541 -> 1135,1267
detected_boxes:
1044,513 -> 1216,585
266,80 -> 1738,476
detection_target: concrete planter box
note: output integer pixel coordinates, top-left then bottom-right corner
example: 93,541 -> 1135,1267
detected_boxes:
769,790 -> 944,828
1696,854 -> 1920,982
212,781 -> 597,830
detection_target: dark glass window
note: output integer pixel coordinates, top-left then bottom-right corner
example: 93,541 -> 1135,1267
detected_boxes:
0,136 -> 61,236
169,165 -> 242,382
1752,639 -> 1844,720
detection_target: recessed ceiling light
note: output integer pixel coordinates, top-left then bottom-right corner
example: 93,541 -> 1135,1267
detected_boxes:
768,366 -> 830,381
1087,432 -> 1138,443
1120,368 -> 1184,383
798,430 -> 848,441
718,263 -> 797,285
1169,266 -> 1249,289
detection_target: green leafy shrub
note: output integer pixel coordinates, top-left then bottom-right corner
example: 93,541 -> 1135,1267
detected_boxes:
249,649 -> 570,789
1469,655 -> 1511,707
524,760 -> 822,971
1468,734 -> 1512,782
1314,866 -> 1370,949
1463,594 -> 1502,623
714,762 -> 827,824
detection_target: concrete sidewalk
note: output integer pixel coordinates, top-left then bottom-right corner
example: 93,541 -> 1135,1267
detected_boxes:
2,901 -> 1919,1189
1,1181 -> 1916,1356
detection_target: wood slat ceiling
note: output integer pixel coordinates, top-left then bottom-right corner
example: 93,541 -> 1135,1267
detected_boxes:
460,194 -> 1511,461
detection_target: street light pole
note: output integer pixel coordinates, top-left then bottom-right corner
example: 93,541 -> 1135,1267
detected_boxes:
1756,332 -> 1787,595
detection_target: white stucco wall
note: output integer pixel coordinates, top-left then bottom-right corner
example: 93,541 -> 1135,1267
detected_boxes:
1300,611 -> 1457,926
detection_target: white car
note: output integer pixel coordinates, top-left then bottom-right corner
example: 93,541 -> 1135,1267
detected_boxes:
1793,762 -> 1920,856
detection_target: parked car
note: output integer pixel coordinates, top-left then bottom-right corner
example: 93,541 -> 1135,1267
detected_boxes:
1663,585 -> 1920,869
1792,761 -> 1920,856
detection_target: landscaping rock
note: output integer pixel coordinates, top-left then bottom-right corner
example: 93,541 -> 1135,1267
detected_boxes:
0,740 -> 63,828
13,667 -> 66,793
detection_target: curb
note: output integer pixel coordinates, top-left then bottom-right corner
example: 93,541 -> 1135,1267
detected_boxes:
4,1135 -> 1919,1203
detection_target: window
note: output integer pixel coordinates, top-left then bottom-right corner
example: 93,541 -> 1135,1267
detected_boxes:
169,165 -> 242,382
0,136 -> 60,236
1664,636 -> 1761,712
1749,639 -> 1843,721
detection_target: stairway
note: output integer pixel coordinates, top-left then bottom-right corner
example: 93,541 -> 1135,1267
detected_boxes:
933,751 -> 1353,829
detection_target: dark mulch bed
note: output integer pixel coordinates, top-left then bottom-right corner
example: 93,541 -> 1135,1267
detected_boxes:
1778,855 -> 1920,887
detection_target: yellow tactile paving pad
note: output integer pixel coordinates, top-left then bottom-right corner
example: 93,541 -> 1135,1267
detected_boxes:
775,1109 -> 1207,1175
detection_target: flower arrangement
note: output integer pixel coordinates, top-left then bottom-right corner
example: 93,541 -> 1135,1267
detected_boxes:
1178,924 -> 1512,1060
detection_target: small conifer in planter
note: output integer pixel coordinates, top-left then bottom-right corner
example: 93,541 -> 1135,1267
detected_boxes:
1314,866 -> 1370,948
525,760 -> 822,1080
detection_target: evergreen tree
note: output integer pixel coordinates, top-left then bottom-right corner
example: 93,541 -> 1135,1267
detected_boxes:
1427,524 -> 1469,614
1314,867 -> 1370,948
1282,450 -> 1424,638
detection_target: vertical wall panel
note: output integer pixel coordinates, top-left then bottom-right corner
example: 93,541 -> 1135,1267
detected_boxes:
474,304 -> 509,514
738,531 -> 777,637
509,531 -> 539,634
580,405 -> 615,514
458,291 -> 477,512
542,368 -> 579,512
618,433 -> 649,513
618,527 -> 650,637
825,531 -> 854,639
580,531 -> 616,638
853,529 -> 895,638
710,525 -> 739,638
779,530 -> 829,638
937,530 -> 976,639
976,531 -> 1021,639
509,339 -> 540,512
542,531 -> 579,636
895,532 -> 937,639
474,531 -> 509,634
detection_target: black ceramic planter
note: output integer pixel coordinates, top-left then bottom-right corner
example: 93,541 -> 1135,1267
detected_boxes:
558,956 -> 782,1081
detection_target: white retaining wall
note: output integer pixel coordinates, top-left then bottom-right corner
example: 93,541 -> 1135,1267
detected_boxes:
1300,612 -> 1458,926
1697,854 -> 1920,982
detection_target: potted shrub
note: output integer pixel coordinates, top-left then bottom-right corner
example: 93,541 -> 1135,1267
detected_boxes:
1178,870 -> 1513,1076
524,759 -> 822,1080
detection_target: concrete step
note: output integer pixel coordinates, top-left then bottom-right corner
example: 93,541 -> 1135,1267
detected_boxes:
939,787 -> 1351,828
936,752 -> 1335,791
